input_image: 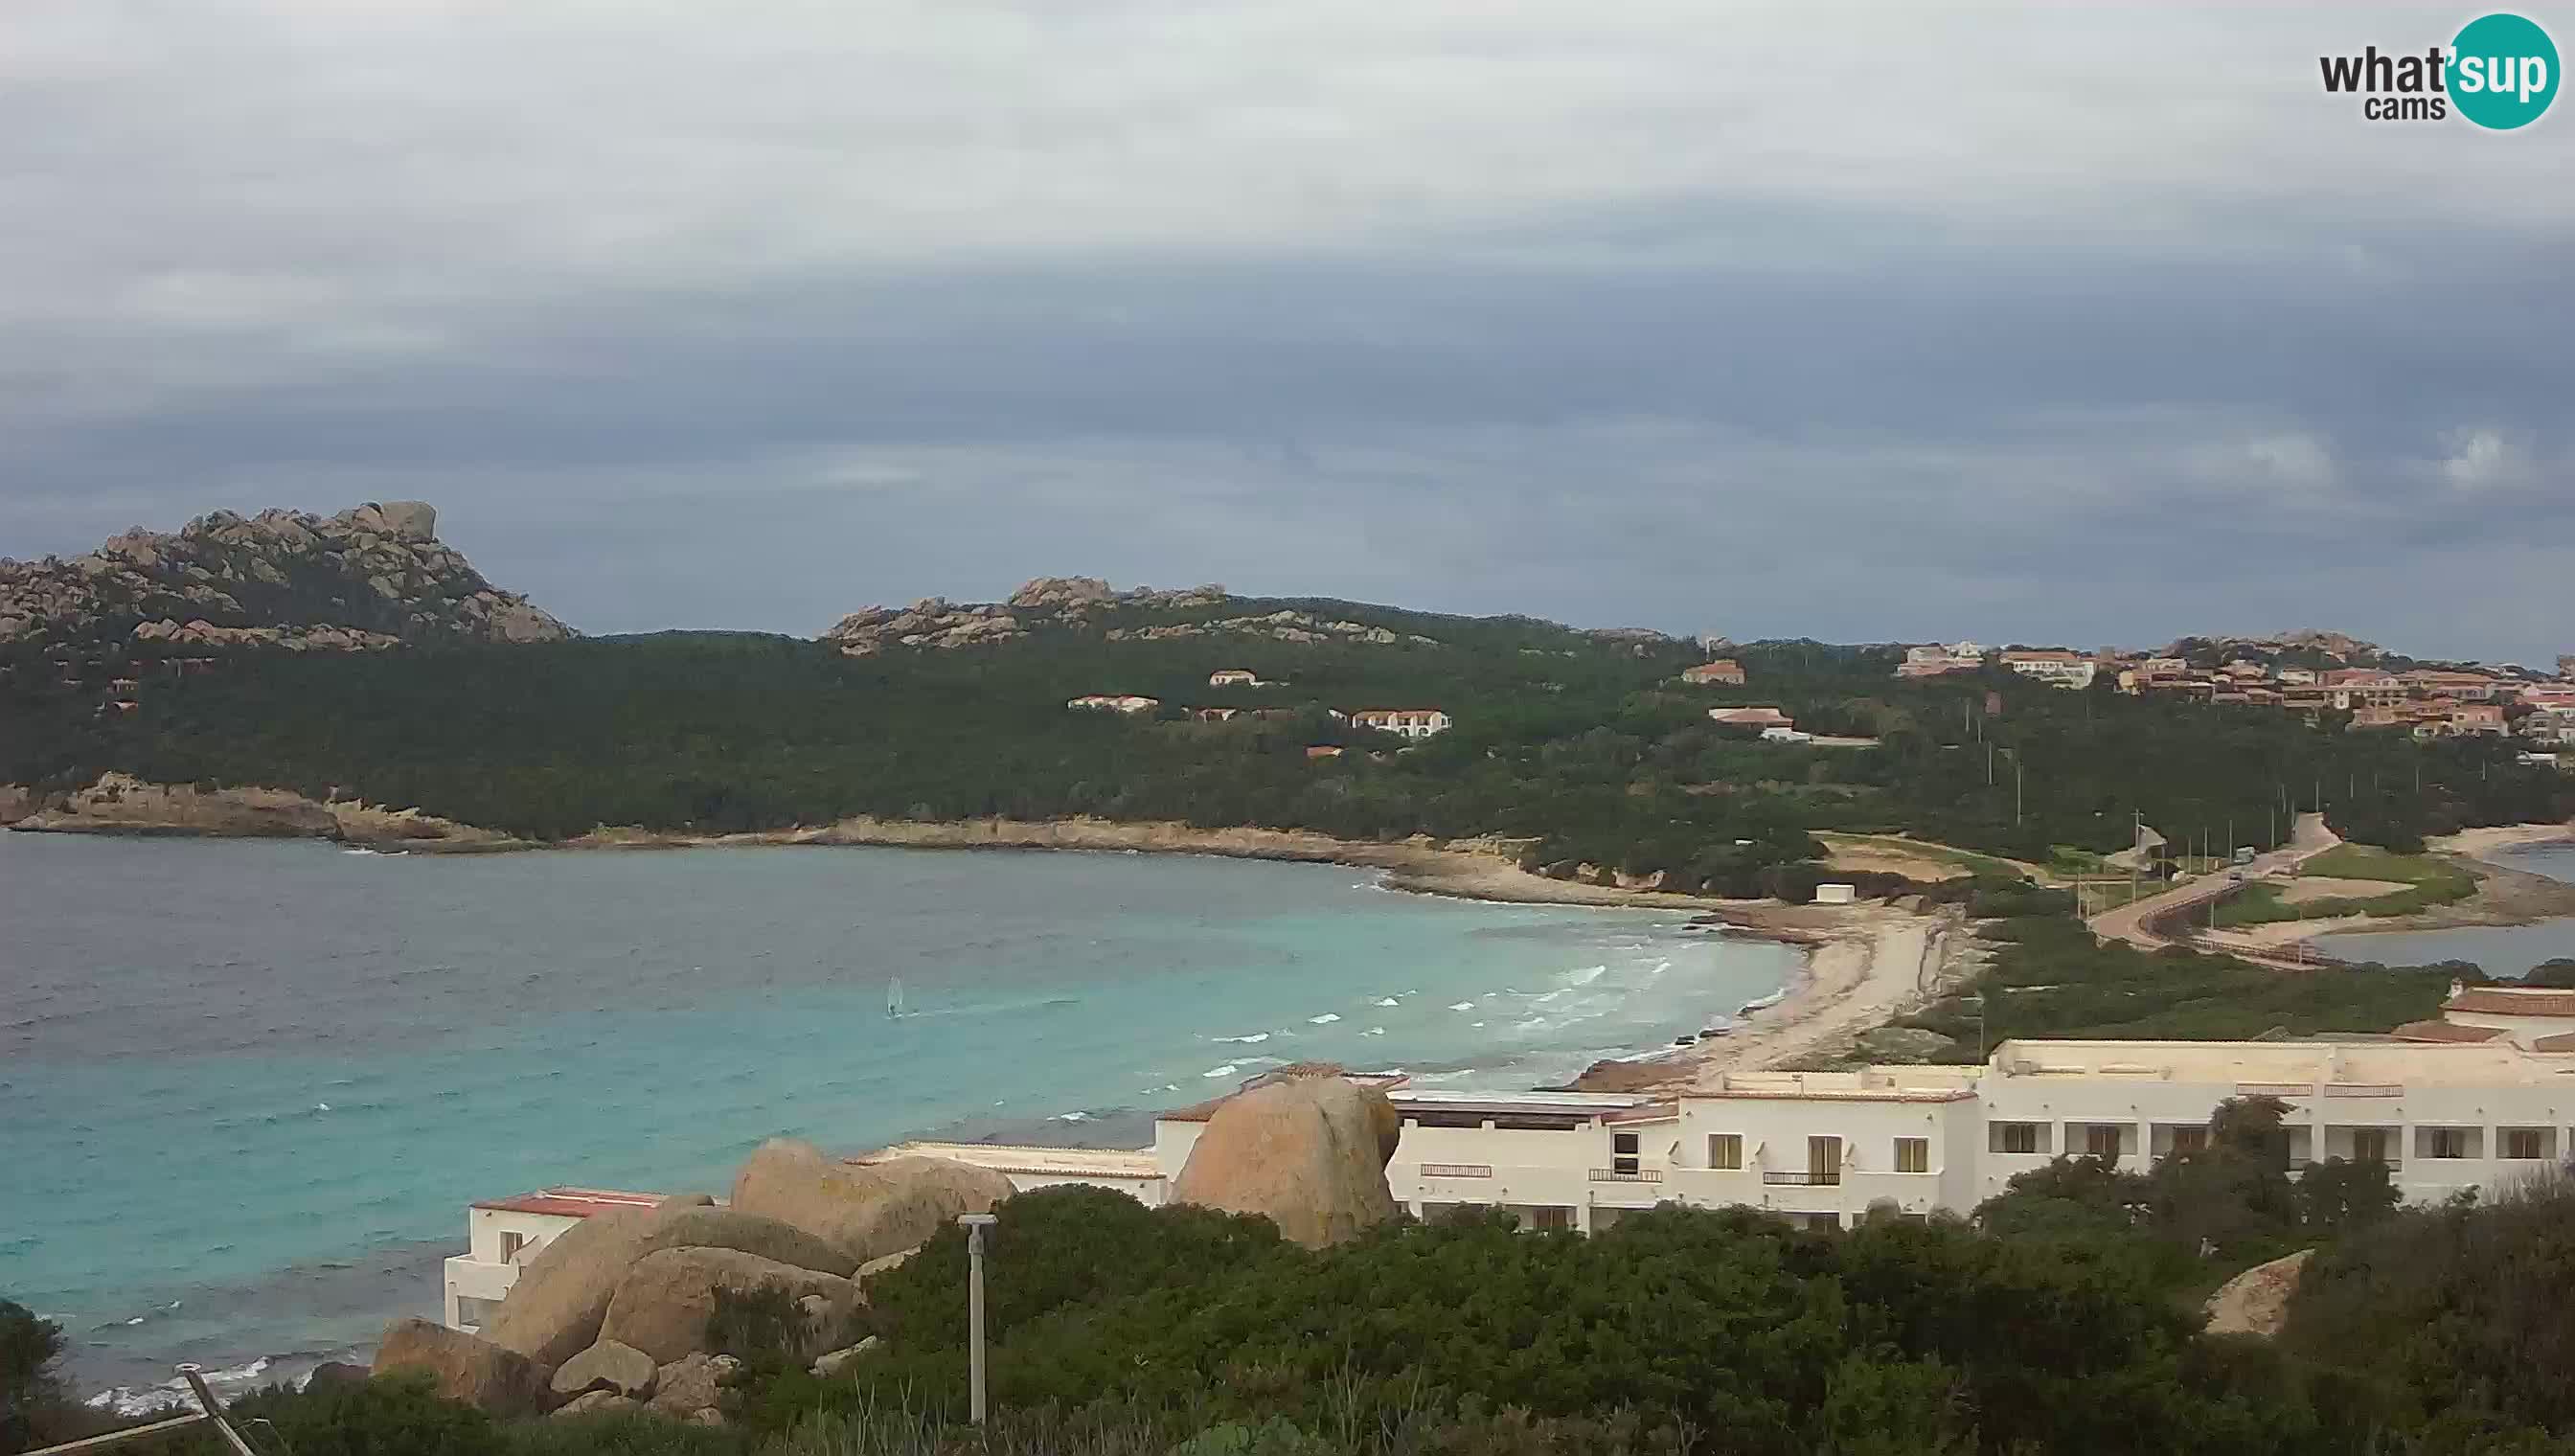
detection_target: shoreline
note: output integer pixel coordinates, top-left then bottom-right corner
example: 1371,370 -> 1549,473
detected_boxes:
2203,823 -> 2575,960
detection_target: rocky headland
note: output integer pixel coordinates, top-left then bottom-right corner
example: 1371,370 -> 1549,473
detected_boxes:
0,500 -> 572,652
820,575 -> 1441,655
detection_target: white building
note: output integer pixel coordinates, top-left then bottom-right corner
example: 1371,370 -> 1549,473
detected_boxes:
1067,694 -> 1160,715
1999,650 -> 2099,690
1350,709 -> 1451,739
444,1187 -> 668,1331
880,1033 -> 2575,1236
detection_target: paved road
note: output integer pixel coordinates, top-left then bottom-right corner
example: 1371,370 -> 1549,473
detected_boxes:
2087,813 -> 2339,951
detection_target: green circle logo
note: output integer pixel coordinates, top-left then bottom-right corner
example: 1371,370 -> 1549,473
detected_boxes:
2450,12 -> 2559,129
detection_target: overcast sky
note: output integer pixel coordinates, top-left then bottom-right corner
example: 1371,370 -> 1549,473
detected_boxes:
3,3 -> 2568,661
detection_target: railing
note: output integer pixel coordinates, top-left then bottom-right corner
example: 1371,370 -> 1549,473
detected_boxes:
1417,1163 -> 1493,1178
1589,1167 -> 1663,1182
1762,1171 -> 1843,1186
2324,1083 -> 2404,1098
2236,1082 -> 2314,1097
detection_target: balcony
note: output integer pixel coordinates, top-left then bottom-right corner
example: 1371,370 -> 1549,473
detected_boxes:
1417,1163 -> 1493,1179
1589,1168 -> 1663,1183
1761,1171 -> 1843,1187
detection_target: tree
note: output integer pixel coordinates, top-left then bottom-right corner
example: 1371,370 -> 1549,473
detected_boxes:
0,1300 -> 64,1455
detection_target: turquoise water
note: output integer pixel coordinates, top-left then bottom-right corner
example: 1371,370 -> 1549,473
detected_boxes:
2330,841 -> 2575,974
0,833 -> 1796,1405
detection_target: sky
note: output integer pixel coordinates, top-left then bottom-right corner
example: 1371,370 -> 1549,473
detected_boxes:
2,2 -> 2569,663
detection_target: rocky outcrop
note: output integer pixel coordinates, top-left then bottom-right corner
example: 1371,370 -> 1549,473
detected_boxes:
809,1338 -> 879,1377
2202,1249 -> 2313,1337
9,772 -> 522,849
730,1140 -> 1015,1264
819,577 -> 1382,656
599,1247 -> 861,1364
370,1317 -> 553,1417
549,1339 -> 658,1401
648,1354 -> 739,1422
0,785 -> 36,825
552,1391 -> 646,1421
479,1198 -> 848,1370
1169,1076 -> 1401,1248
0,501 -> 571,651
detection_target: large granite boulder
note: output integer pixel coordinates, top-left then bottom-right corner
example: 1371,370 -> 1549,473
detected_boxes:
551,1391 -> 644,1421
370,1317 -> 552,1417
1170,1077 -> 1400,1248
730,1141 -> 1015,1264
599,1246 -> 861,1365
479,1198 -> 852,1369
548,1338 -> 657,1400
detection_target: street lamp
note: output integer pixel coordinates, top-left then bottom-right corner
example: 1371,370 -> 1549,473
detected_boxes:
958,1213 -> 999,1425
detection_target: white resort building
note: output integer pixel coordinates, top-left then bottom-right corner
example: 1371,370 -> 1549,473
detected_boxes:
447,989 -> 2575,1332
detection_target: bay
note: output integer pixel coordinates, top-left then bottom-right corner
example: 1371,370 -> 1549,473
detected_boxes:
0,832 -> 1795,1404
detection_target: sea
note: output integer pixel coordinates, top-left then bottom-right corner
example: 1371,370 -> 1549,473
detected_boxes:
0,832 -> 1799,1410
2328,840 -> 2575,975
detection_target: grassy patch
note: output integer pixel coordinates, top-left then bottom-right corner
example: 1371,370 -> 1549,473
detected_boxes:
2215,847 -> 2478,927
1815,831 -> 2027,881
1897,916 -> 2453,1056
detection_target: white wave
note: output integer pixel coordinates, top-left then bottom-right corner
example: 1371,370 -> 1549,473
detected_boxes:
1652,960 -> 1672,975
1308,1012 -> 1341,1024
1202,1063 -> 1240,1079
1211,1032 -> 1271,1044
1530,990 -> 1569,1004
1161,1082 -> 1180,1092
313,1102 -> 330,1112
1374,997 -> 1400,1007
88,1358 -> 277,1418
1362,1026 -> 1386,1036
1054,1110 -> 1088,1122
1563,965 -> 1607,986
1448,1002 -> 1476,1012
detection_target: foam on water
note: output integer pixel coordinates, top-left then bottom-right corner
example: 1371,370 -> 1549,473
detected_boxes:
0,833 -> 1799,1397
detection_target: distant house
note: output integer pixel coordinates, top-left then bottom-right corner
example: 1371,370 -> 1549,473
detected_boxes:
1350,709 -> 1450,739
1193,706 -> 1242,722
1709,706 -> 1795,730
1897,644 -> 1981,679
1761,726 -> 1812,744
2319,671 -> 2406,711
1208,669 -> 1279,688
1068,694 -> 1159,715
2277,667 -> 2318,686
1305,745 -> 1345,760
1680,659 -> 1746,686
1999,650 -> 2097,690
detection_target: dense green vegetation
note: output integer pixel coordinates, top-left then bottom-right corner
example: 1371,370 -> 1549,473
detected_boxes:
7,596 -> 2567,890
36,1126 -> 2575,1456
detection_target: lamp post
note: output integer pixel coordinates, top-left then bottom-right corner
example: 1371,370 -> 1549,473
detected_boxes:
958,1213 -> 998,1426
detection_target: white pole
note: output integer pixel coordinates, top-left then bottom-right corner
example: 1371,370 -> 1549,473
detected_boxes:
959,1213 -> 997,1425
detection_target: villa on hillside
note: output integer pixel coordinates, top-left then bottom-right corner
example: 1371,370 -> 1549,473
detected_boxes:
1680,660 -> 1746,686
443,1188 -> 668,1331
2000,649 -> 2098,690
1709,706 -> 1795,730
1897,643 -> 1983,679
1208,669 -> 1280,688
1351,709 -> 1451,739
1067,694 -> 1160,715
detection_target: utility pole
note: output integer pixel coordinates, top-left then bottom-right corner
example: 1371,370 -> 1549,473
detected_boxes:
959,1213 -> 998,1425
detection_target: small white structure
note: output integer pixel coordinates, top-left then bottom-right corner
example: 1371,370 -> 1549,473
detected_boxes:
444,1187 -> 667,1331
1761,726 -> 1812,744
1067,694 -> 1159,715
1812,882 -> 1857,905
1350,709 -> 1451,739
1208,670 -> 1281,688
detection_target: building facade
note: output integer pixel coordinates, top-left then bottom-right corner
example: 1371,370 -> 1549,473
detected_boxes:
1351,709 -> 1451,739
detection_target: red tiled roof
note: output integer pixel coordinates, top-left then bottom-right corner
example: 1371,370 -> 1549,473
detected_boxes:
2445,990 -> 2575,1017
472,1187 -> 669,1218
2390,1019 -> 2506,1043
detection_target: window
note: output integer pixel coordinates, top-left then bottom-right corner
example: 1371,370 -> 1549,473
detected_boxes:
2426,1127 -> 2469,1160
1894,1137 -> 1928,1173
2170,1126 -> 2208,1155
1809,1135 -> 1842,1186
1708,1134 -> 1743,1170
2085,1124 -> 2123,1158
1993,1122 -> 2040,1154
1526,1207 -> 1574,1233
499,1232 -> 529,1263
2503,1128 -> 2546,1160
1612,1130 -> 1639,1176
2352,1128 -> 2389,1164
